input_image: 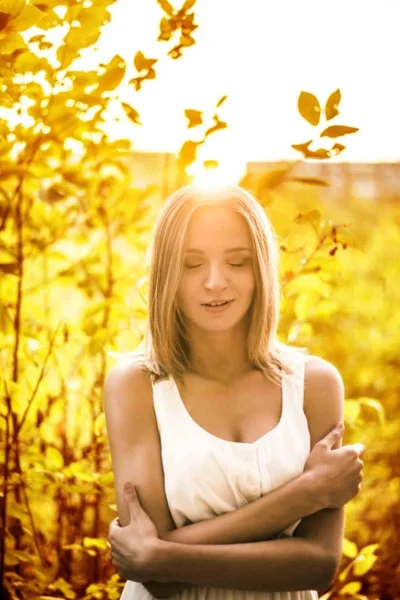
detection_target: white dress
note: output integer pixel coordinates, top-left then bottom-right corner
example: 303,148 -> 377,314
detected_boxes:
120,348 -> 318,600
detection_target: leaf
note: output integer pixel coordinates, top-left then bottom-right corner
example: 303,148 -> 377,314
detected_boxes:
178,139 -> 200,167
8,3 -> 43,31
320,125 -> 359,138
157,0 -> 174,15
46,446 -> 64,469
184,108 -> 202,128
293,209 -> 322,228
325,88 -> 341,120
158,16 -> 173,41
342,537 -> 358,559
83,536 -> 108,550
203,160 -> 218,169
358,397 -> 386,424
52,577 -> 77,599
121,102 -> 141,125
0,55 -> 14,76
134,50 -> 157,72
205,119 -> 227,136
291,140 -> 312,153
97,54 -> 126,92
216,94 -> 227,108
0,31 -> 26,52
181,33 -> 195,47
297,91 -> 321,126
339,582 -> 362,595
0,0 -> 25,17
360,543 -> 379,555
182,0 -> 196,11
352,554 -> 378,576
287,176 -> 330,187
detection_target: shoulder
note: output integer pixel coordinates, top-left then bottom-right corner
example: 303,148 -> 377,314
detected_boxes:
303,354 -> 345,449
103,360 -> 153,414
304,354 -> 344,397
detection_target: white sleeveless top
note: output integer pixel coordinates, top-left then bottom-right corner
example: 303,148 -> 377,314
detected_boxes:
120,348 -> 318,600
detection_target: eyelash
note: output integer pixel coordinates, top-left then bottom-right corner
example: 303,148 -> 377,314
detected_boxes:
186,263 -> 245,269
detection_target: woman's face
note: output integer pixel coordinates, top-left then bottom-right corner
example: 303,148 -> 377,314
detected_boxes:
176,205 -> 256,332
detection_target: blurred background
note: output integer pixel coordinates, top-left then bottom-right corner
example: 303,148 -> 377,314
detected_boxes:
0,0 -> 399,598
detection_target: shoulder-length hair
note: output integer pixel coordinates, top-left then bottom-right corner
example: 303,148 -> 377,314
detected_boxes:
123,183 -> 308,385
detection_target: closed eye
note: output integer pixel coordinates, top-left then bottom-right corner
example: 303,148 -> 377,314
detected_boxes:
186,263 -> 245,269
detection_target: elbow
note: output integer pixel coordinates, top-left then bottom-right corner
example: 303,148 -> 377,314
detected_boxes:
313,552 -> 339,593
142,582 -> 167,599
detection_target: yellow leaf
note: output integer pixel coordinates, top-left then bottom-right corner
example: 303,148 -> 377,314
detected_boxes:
94,411 -> 106,436
184,108 -> 202,128
342,537 -> 358,559
360,544 -> 379,555
298,91 -> 321,126
353,554 -> 378,576
83,536 -> 108,550
45,446 -> 64,469
339,581 -> 362,595
134,50 -> 157,72
0,30 -> 26,52
9,3 -> 42,30
358,397 -> 386,424
0,55 -> 14,76
0,0 -> 25,17
97,54 -> 125,92
121,101 -> 141,125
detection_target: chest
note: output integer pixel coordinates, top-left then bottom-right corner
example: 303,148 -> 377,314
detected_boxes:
175,373 -> 283,444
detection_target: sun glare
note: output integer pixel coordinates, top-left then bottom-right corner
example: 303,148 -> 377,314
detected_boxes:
187,160 -> 244,187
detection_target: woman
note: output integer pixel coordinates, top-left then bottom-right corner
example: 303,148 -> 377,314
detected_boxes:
104,184 -> 364,599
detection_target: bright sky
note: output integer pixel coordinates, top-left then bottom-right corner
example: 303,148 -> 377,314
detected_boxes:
82,0 -> 400,181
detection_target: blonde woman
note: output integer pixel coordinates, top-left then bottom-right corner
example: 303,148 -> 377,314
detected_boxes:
104,184 -> 364,600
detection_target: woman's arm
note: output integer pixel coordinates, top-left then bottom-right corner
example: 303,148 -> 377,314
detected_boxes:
144,472 -> 322,598
159,470 -> 320,546
146,357 -> 356,595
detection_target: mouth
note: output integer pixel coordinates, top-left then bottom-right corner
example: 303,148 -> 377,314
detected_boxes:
201,300 -> 233,306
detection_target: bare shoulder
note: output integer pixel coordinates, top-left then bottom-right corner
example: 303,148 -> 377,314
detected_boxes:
303,354 -> 345,450
103,360 -> 153,412
304,354 -> 345,402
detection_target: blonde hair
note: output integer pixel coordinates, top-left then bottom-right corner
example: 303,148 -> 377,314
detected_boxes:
127,183 -> 308,386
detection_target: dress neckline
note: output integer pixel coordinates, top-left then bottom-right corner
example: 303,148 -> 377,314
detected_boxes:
169,368 -> 288,448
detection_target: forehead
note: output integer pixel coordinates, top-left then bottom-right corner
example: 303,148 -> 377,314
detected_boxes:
184,206 -> 250,246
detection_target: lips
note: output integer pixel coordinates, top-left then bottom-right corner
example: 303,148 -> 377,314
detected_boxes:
202,300 -> 233,306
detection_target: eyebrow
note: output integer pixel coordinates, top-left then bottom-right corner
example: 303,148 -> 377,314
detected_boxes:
185,246 -> 251,254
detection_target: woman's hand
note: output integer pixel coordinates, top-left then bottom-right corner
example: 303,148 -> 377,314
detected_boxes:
303,422 -> 365,509
108,483 -> 162,583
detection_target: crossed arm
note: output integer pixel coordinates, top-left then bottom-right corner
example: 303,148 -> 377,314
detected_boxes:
144,472 -> 344,598
104,356 -> 346,598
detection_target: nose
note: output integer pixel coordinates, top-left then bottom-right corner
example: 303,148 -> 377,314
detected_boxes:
204,263 -> 229,292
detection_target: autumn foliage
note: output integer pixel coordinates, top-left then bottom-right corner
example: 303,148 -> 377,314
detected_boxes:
0,1 -> 399,599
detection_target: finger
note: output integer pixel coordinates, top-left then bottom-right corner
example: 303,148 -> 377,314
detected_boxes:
323,422 -> 345,447
352,443 -> 365,457
109,517 -> 121,538
124,482 -> 141,521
